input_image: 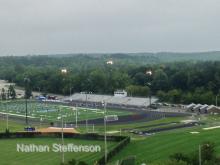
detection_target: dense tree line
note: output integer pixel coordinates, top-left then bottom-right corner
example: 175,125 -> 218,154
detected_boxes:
0,55 -> 220,104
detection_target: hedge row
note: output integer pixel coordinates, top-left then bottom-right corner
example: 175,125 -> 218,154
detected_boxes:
0,132 -> 127,142
98,136 -> 131,165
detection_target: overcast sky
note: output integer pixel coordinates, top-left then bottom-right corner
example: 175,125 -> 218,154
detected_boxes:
0,0 -> 220,55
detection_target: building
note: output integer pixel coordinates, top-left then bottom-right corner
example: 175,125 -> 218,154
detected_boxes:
199,104 -> 208,113
192,104 -> 202,112
207,105 -> 220,114
186,103 -> 196,111
114,90 -> 127,97
64,93 -> 157,110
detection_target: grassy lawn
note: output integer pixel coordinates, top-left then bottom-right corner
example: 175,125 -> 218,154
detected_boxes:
110,126 -> 220,164
0,138 -> 117,165
0,100 -> 133,122
87,117 -> 186,137
0,119 -> 24,132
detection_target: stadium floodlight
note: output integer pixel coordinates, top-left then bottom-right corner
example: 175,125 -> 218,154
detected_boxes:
146,70 -> 152,76
146,70 -> 153,109
61,68 -> 67,74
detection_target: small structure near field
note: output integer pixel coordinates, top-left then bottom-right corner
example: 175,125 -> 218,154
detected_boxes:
186,103 -> 220,114
114,90 -> 127,97
207,105 -> 220,114
186,103 -> 196,111
200,104 -> 209,113
192,104 -> 202,112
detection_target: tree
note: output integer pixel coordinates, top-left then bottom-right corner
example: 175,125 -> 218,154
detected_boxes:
133,72 -> 148,86
152,69 -> 169,91
167,89 -> 182,103
201,141 -> 216,162
126,85 -> 149,97
169,142 -> 220,165
1,88 -> 6,100
24,78 -> 32,99
8,85 -> 16,99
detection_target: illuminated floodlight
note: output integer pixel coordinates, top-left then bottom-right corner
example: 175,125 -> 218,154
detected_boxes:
106,60 -> 114,65
146,70 -> 152,76
61,69 -> 67,74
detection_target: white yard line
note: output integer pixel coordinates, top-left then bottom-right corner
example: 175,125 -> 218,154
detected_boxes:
106,130 -> 120,134
203,126 -> 220,130
0,112 -> 37,119
190,131 -> 200,134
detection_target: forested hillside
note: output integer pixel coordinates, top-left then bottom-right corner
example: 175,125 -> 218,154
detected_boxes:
0,52 -> 220,104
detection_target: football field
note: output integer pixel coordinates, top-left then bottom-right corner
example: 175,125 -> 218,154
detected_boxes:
0,100 -> 132,123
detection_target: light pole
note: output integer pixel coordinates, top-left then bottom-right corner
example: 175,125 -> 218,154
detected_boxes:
102,101 -> 108,164
216,95 -> 219,107
147,82 -> 152,108
86,92 -> 88,132
146,70 -> 152,109
61,114 -> 64,164
58,107 -> 65,164
69,87 -> 74,97
85,91 -> 92,132
24,77 -> 30,126
74,107 -> 78,128
6,102 -> 8,131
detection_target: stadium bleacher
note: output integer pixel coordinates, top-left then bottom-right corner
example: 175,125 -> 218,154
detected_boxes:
63,93 -> 157,110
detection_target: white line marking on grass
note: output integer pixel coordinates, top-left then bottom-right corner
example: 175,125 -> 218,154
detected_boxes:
190,132 -> 200,134
0,112 -> 37,119
77,107 -> 100,111
203,126 -> 220,130
106,131 -> 120,134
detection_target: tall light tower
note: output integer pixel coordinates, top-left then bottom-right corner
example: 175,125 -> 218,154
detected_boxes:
58,107 -> 65,164
102,101 -> 108,164
146,70 -> 153,109
60,68 -> 68,164
24,77 -> 30,126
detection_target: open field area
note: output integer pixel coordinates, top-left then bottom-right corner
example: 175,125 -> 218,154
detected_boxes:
1,2 -> 220,164
0,138 -> 117,165
0,100 -> 133,123
0,119 -> 24,132
109,115 -> 220,164
1,108 -> 220,165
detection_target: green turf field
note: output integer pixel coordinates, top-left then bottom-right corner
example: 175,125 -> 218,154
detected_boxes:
0,100 -> 132,122
111,126 -> 220,164
0,119 -> 24,132
0,138 -> 117,165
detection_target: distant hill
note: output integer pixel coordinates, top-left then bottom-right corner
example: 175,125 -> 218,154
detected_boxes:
0,51 -> 219,70
49,51 -> 220,63
139,51 -> 220,62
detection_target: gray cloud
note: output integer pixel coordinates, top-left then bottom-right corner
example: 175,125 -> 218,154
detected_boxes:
0,0 -> 219,55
